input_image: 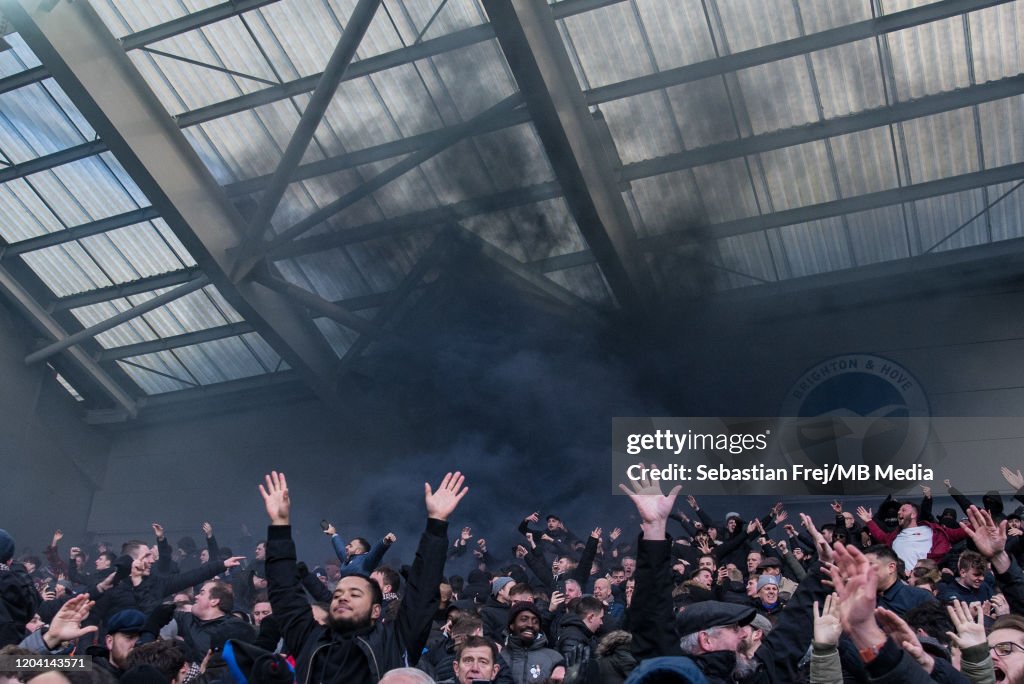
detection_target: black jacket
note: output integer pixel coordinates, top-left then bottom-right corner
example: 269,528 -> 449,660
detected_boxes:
629,533 -> 828,683
265,518 -> 448,684
0,564 -> 40,647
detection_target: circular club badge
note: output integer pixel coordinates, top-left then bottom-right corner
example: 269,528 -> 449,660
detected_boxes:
778,354 -> 930,493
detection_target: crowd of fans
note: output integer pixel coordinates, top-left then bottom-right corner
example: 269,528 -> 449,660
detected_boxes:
3,467 -> 1024,684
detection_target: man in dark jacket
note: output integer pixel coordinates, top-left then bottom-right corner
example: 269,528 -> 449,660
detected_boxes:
0,528 -> 40,648
259,469 -> 466,684
173,580 -> 256,661
500,603 -> 563,684
621,479 -> 830,684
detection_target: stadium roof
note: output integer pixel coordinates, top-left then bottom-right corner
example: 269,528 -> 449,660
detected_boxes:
0,0 -> 1020,421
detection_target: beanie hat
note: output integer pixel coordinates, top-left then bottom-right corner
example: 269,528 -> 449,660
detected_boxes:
507,602 -> 543,626
756,575 -> 780,592
491,576 -> 514,597
0,529 -> 14,564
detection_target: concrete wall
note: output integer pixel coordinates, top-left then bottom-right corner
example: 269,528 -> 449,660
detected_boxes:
0,300 -> 109,558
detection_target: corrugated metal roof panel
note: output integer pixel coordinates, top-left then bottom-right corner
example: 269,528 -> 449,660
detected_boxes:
914,188 -> 987,253
772,217 -> 852,278
900,107 -> 979,184
314,316 -> 358,358
758,140 -> 838,211
978,95 -> 1024,168
795,0 -> 872,33
714,0 -> 801,53
886,16 -> 970,101
544,263 -> 611,305
461,196 -> 587,262
0,34 -> 42,79
989,181 -> 1024,242
809,40 -> 886,118
692,158 -> 761,223
20,242 -> 113,296
846,205 -> 911,265
28,153 -> 147,225
715,231 -> 778,288
0,177 -> 64,242
78,221 -> 188,283
153,218 -> 200,267
969,3 -> 1024,83
560,1 -> 652,89
631,0 -> 716,70
427,40 -> 516,118
600,92 -> 682,165
240,331 -> 283,371
277,251 -> 370,302
400,0 -> 486,44
831,126 -> 901,197
75,299 -> 157,348
171,336 -> 269,384
735,57 -> 819,135
116,352 -> 195,394
628,169 -> 705,237
125,285 -> 231,337
0,80 -> 89,163
664,77 -> 740,148
344,231 -> 429,292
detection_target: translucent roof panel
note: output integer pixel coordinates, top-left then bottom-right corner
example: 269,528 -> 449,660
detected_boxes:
0,79 -> 93,163
544,263 -> 612,305
314,316 -> 358,358
0,33 -> 42,79
770,217 -> 853,278
0,177 -> 66,243
846,206 -> 912,266
460,197 -> 588,263
72,285 -> 241,349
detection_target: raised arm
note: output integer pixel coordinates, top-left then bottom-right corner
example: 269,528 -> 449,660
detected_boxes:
619,469 -> 681,659
396,472 -> 466,664
259,471 -> 320,656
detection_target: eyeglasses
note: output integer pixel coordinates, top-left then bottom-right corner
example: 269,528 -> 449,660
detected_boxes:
991,642 -> 1024,656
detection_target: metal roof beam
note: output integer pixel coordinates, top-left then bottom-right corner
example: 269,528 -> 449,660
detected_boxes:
0,263 -> 137,416
2,207 -> 161,258
622,75 -> 1024,181
272,182 -> 560,259
174,0 -> 623,129
656,161 -> 1024,244
1,0 -> 346,406
223,107 -> 532,198
0,140 -> 107,184
586,0 -> 1014,105
120,0 -> 282,51
96,320 -> 254,362
49,268 -> 204,312
0,65 -> 47,96
25,274 -> 210,364
258,93 -> 525,258
252,270 -> 379,336
534,161 -> 1024,266
485,0 -> 648,310
236,0 -> 382,276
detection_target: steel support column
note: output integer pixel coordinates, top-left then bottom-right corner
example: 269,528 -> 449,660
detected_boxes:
484,0 -> 649,311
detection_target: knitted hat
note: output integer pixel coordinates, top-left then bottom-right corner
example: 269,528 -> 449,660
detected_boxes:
507,602 -> 543,626
756,575 -> 780,592
0,529 -> 14,563
491,576 -> 514,597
